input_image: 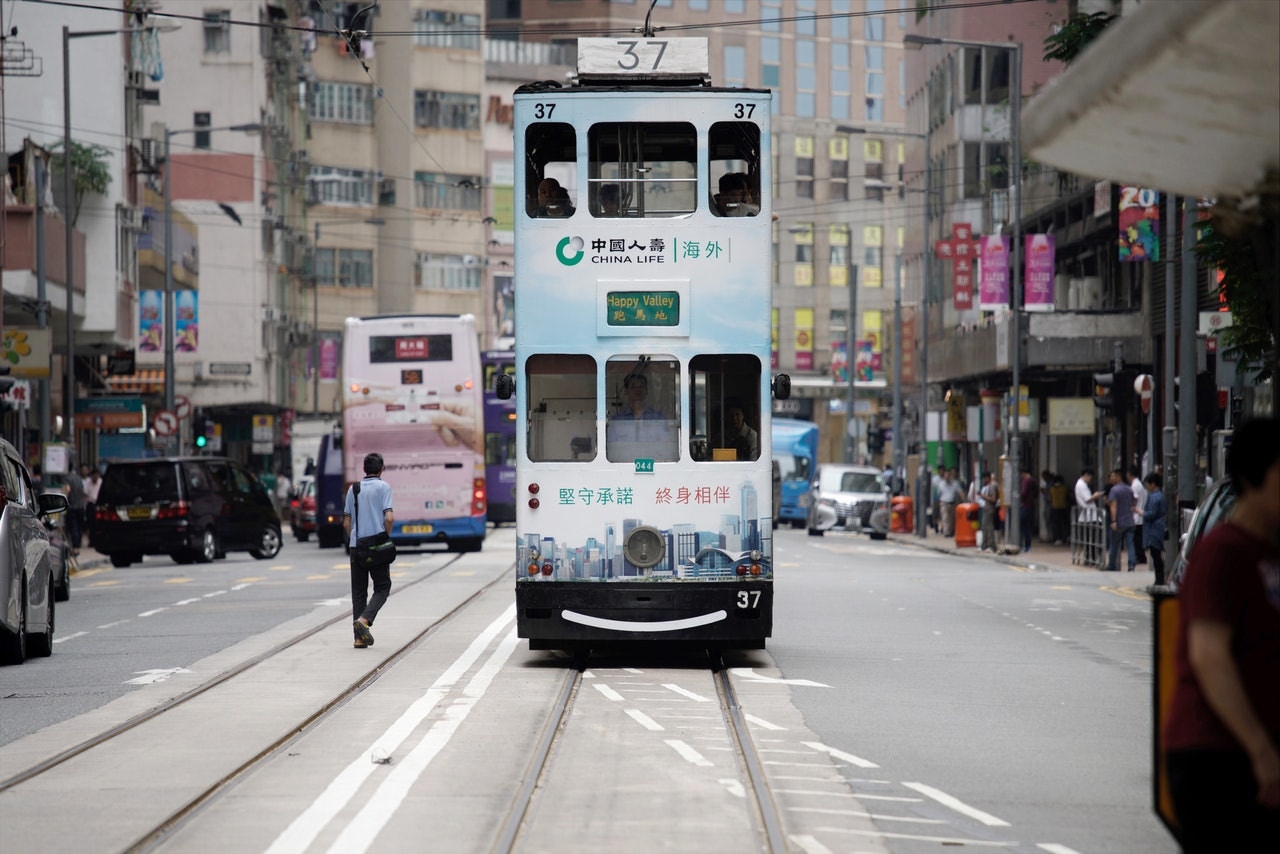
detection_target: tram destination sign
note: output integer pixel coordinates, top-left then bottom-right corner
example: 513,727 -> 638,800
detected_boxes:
606,290 -> 680,327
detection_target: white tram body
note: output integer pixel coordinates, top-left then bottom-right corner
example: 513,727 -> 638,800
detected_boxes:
509,39 -> 784,650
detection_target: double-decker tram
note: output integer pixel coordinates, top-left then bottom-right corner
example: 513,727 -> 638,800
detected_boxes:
342,314 -> 487,553
482,350 -> 518,524
502,38 -> 790,651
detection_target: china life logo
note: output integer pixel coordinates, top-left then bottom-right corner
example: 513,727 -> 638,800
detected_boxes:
556,236 -> 585,266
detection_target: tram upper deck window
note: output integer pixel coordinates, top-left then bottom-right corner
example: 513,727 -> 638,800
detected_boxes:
588,123 -> 696,218
525,123 -> 578,218
606,357 -> 680,462
688,354 -> 761,462
526,354 -> 596,462
710,122 -> 762,217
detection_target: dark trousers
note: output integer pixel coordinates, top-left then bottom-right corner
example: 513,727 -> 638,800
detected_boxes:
1167,749 -> 1280,853
1019,506 -> 1034,551
67,507 -> 85,549
1134,523 -> 1147,563
1147,545 -> 1164,580
350,556 -> 392,629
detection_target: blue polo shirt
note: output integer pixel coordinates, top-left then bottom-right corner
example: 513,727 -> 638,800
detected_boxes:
344,476 -> 393,546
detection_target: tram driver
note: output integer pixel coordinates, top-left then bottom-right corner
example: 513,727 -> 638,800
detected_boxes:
606,374 -> 677,458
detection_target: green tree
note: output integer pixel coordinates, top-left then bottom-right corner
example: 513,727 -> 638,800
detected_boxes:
47,140 -> 112,228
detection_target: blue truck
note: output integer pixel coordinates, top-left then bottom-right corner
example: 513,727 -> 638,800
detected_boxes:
771,418 -> 819,528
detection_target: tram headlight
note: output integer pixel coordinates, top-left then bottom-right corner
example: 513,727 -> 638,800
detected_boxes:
622,525 -> 666,570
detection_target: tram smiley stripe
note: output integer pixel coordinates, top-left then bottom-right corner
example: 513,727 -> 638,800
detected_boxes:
561,609 -> 728,631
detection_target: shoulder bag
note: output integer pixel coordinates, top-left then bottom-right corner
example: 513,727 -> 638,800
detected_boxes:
354,482 -> 397,569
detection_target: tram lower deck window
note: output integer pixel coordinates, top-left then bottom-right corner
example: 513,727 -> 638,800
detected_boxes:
688,354 -> 762,462
526,354 -> 596,462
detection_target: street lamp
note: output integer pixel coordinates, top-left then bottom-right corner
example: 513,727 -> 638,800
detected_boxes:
161,122 -> 262,422
61,23 -> 176,455
311,217 -> 385,417
836,123 -> 929,509
905,33 -> 1023,550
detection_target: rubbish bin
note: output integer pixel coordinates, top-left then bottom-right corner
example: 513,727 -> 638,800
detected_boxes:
955,501 -> 979,548
890,496 -> 913,533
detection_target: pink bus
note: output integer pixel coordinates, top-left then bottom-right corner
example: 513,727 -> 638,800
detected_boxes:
342,314 -> 486,552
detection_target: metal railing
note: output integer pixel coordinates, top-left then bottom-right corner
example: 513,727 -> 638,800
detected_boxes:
1070,504 -> 1106,568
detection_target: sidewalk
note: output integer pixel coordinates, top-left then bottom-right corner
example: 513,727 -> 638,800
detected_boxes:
886,530 -> 1158,596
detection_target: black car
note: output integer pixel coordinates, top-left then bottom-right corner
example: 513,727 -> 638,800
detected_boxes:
90,457 -> 282,567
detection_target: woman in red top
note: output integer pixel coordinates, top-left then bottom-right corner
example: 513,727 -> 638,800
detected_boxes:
1163,417 -> 1280,852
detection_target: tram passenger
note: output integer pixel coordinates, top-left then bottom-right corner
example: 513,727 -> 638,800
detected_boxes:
713,172 -> 760,217
532,178 -> 575,217
598,183 -> 622,216
725,399 -> 759,460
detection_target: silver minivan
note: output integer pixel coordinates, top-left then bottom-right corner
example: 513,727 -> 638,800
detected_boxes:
0,439 -> 70,665
806,463 -> 891,539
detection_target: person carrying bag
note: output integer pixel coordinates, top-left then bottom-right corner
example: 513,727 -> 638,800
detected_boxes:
344,453 -> 395,649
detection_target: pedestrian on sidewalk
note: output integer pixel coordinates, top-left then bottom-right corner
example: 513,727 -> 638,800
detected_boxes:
937,468 -> 963,538
979,471 -> 999,552
62,463 -> 85,557
1162,417 -> 1280,851
1106,468 -> 1137,571
82,463 -> 101,548
1141,472 -> 1168,583
1130,464 -> 1148,566
1050,475 -> 1070,544
1019,467 -> 1038,553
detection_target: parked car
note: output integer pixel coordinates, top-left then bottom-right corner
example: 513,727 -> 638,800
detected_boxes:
289,476 -> 317,542
1166,478 -> 1237,591
1,438 -> 69,665
89,457 -> 282,567
806,463 -> 891,539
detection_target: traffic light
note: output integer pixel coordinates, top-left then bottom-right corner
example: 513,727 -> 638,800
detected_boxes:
194,415 -> 212,449
868,427 -> 885,454
1093,372 -> 1115,411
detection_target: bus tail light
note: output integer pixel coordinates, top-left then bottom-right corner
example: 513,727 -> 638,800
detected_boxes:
472,478 -> 486,514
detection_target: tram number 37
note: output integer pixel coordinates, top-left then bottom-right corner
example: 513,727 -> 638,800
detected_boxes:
736,590 -> 762,610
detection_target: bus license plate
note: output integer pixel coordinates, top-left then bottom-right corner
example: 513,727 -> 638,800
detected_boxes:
402,524 -> 433,534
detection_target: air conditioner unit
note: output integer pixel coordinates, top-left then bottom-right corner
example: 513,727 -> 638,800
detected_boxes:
462,255 -> 481,267
127,69 -> 146,89
261,306 -> 281,323
119,206 -> 142,232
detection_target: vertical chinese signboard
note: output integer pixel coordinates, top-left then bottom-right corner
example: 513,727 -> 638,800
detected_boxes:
934,223 -> 980,312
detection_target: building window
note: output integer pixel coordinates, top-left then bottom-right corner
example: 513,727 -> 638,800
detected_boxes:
796,0 -> 816,36
723,45 -> 745,87
308,166 -> 376,206
415,252 -> 482,291
864,139 -> 884,202
866,97 -> 884,123
314,248 -> 374,287
829,224 -> 850,286
761,0 -> 781,32
414,90 -> 481,130
761,37 -> 781,89
412,9 -> 481,50
310,81 -> 374,124
725,0 -> 744,12
830,137 -> 849,202
414,172 -> 482,210
831,0 -> 850,39
795,135 -> 814,199
193,112 -> 211,150
203,10 -> 230,54
865,0 -> 885,40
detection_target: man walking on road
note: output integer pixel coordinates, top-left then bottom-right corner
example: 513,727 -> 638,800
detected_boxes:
343,453 -> 395,649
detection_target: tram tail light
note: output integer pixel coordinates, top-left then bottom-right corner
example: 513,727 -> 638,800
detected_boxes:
527,482 -> 540,494
735,564 -> 748,576
750,564 -> 762,576
527,563 -> 540,575
541,562 -> 554,576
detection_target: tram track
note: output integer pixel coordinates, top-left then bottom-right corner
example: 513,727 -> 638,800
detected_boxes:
494,652 -> 788,854
0,555 -> 501,797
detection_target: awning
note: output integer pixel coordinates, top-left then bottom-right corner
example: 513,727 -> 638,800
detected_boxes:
1022,0 -> 1280,201
104,368 -> 165,395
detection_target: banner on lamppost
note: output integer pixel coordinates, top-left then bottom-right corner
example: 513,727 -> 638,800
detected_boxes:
1118,186 -> 1160,262
979,235 -> 1010,311
1024,234 -> 1056,312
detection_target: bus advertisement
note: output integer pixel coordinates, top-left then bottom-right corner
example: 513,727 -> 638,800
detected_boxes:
342,314 -> 486,553
482,350 -> 517,524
